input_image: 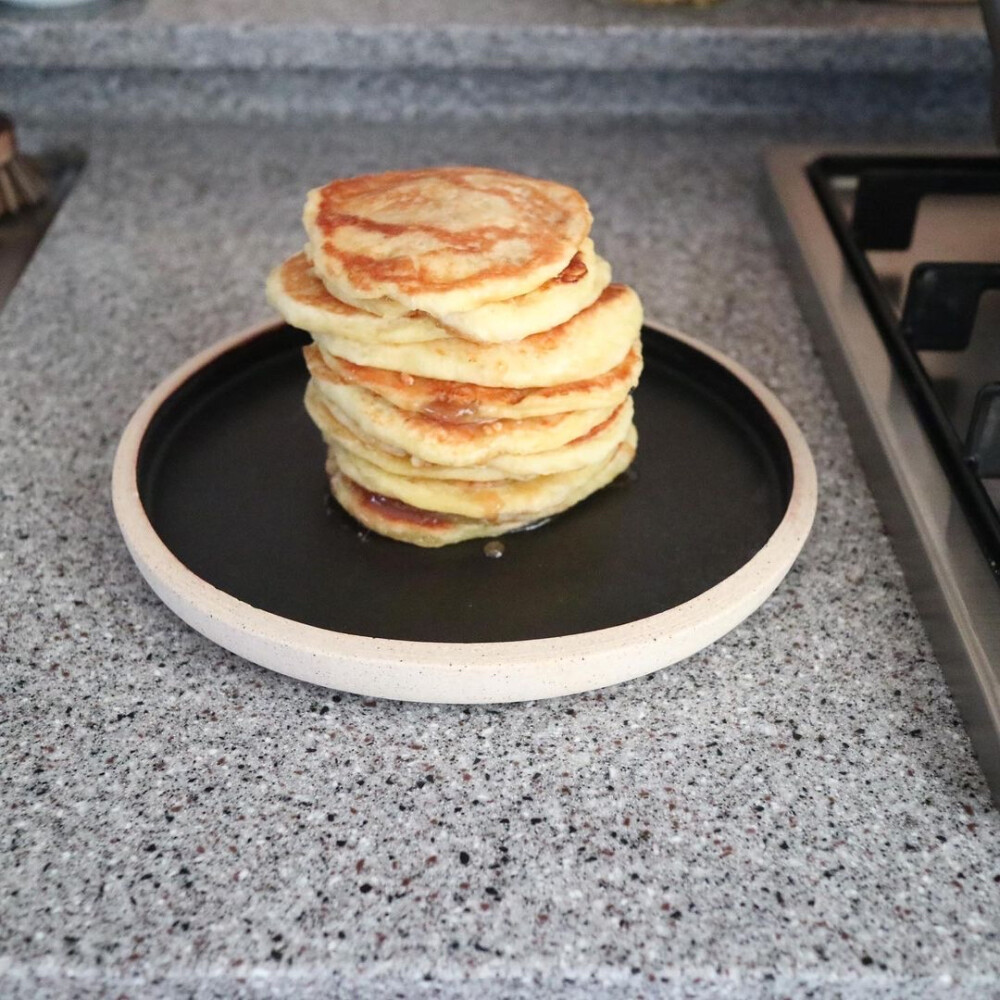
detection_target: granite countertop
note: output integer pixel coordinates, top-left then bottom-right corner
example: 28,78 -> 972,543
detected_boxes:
2,112 -> 999,998
0,0 -> 989,124
0,0 -> 989,72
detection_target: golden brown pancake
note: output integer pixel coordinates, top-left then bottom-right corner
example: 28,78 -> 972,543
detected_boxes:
302,166 -> 592,317
295,239 -> 611,344
309,284 -> 642,388
266,253 -> 441,345
331,426 -> 637,522
302,344 -> 642,421
268,241 -> 611,345
304,380 -> 634,481
327,429 -> 637,548
267,165 -> 644,547
424,239 -> 611,343
330,471 -> 538,547
308,375 -> 619,468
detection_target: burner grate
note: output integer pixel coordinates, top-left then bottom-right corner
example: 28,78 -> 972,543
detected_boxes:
809,154 -> 1000,580
851,160 -> 1000,251
900,262 -> 1000,352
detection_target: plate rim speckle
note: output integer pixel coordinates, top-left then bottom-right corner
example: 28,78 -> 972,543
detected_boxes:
111,319 -> 817,704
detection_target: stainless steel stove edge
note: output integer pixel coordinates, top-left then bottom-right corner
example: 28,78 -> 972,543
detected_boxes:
764,145 -> 1000,802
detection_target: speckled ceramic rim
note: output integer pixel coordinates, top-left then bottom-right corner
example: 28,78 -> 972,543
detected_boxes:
112,320 -> 817,704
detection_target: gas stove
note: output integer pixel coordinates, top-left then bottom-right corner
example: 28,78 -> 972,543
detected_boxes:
767,149 -> 1000,800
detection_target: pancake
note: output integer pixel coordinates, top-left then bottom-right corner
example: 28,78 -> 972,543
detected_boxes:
330,473 -> 539,547
310,376 -> 619,468
310,284 -> 642,389
303,166 -> 593,317
440,244 -> 609,342
270,241 -> 610,346
266,253 -> 441,345
438,239 -> 609,342
297,239 -> 611,344
304,343 -> 642,422
267,165 -> 644,548
328,428 -> 637,546
305,380 -> 634,481
332,426 -> 636,521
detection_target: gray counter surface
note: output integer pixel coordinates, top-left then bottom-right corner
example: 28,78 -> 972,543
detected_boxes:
0,0 -> 990,123
0,0 -> 988,72
1,114 -> 998,998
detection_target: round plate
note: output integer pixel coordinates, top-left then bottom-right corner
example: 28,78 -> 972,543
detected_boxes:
112,321 -> 816,703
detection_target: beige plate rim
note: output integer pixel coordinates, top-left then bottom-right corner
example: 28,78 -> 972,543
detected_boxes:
111,320 -> 817,704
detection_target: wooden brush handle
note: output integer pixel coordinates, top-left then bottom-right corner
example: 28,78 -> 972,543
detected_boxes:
0,114 -> 16,169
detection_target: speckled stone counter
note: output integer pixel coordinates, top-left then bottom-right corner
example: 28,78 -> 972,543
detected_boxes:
0,0 -> 988,71
2,116 -> 999,998
0,0 -> 990,122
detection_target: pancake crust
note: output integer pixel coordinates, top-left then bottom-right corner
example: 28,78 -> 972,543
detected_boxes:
304,343 -> 642,421
328,428 -> 637,547
305,380 -> 634,481
298,240 -> 611,344
330,473 -> 537,547
310,374 -> 618,468
310,284 -> 642,388
267,253 -> 441,345
438,241 -> 609,343
331,425 -> 637,522
303,167 -> 592,317
269,241 -> 610,345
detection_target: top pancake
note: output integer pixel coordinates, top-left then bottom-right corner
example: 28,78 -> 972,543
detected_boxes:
268,241 -> 610,347
302,166 -> 592,318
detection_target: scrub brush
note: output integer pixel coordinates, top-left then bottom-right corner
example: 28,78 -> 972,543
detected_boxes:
0,114 -> 47,218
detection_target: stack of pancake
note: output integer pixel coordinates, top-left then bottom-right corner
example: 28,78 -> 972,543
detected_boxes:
266,166 -> 643,547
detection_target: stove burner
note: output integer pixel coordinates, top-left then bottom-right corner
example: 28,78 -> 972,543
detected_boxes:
969,383 -> 1000,477
809,154 -> 1000,581
900,262 -> 1000,351
851,160 -> 1000,250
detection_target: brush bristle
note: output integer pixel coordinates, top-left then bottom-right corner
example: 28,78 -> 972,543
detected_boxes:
0,155 -> 48,216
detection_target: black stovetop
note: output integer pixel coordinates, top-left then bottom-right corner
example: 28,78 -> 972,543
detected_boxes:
809,154 -> 1000,579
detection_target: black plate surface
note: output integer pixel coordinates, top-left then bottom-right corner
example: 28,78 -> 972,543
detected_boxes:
138,325 -> 792,643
